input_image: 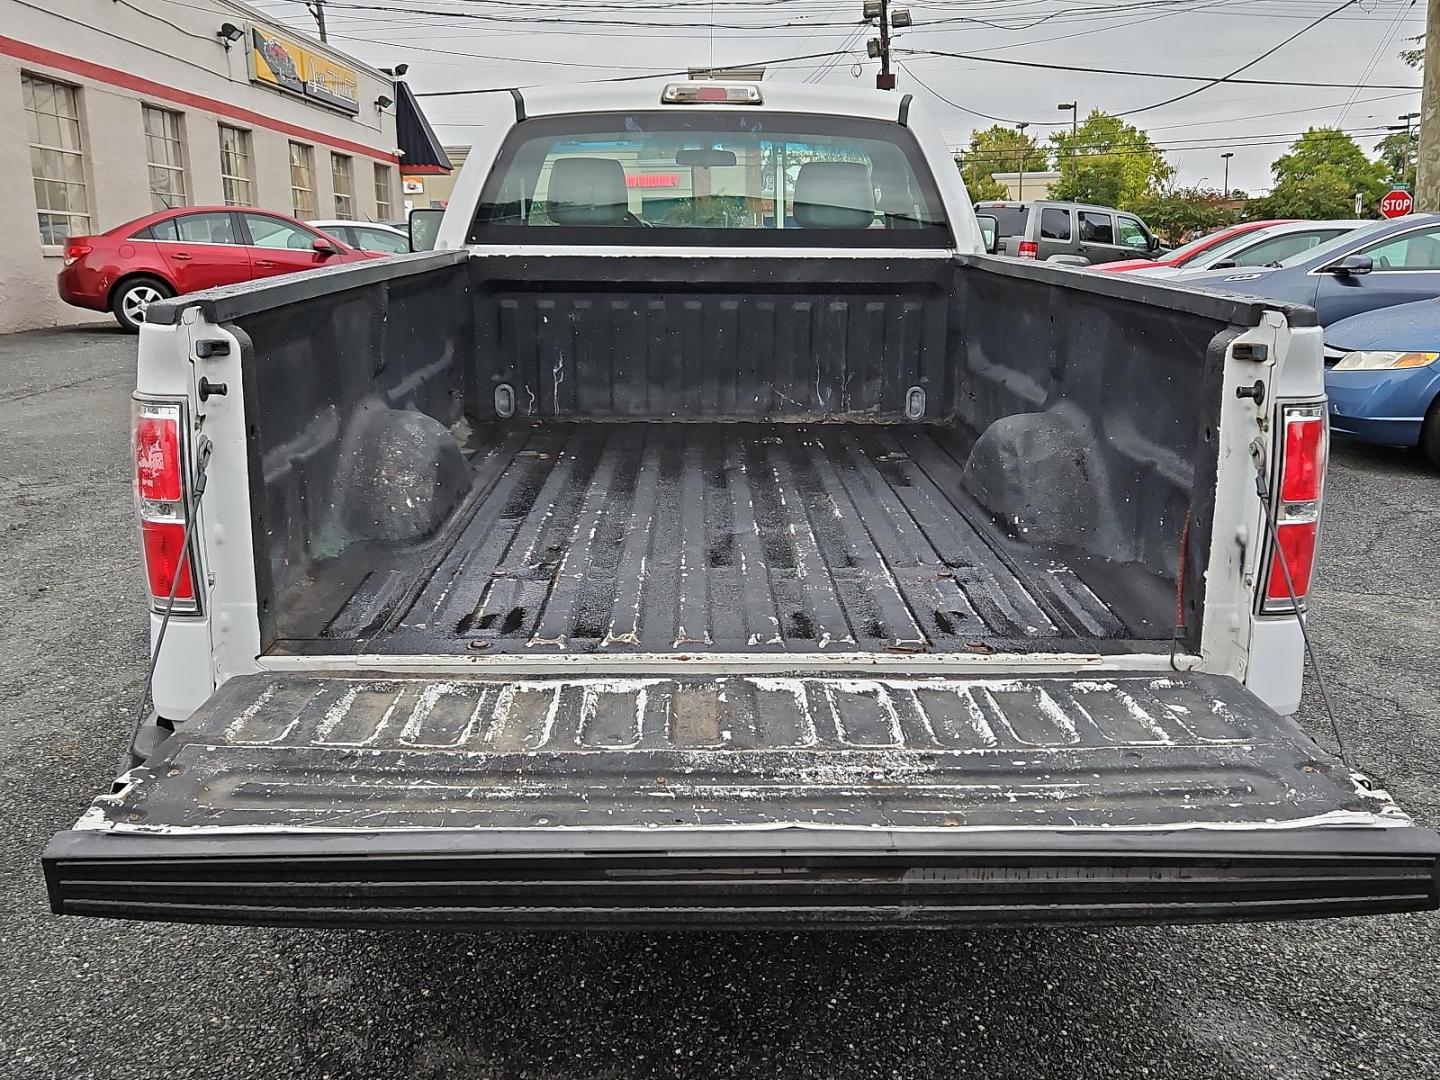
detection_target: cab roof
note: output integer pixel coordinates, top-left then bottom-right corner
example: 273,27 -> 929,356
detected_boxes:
514,80 -> 913,123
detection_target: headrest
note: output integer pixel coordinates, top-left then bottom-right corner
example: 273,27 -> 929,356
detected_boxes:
793,161 -> 874,229
547,158 -> 630,226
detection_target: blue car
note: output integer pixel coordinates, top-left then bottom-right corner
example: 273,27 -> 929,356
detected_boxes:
1324,297 -> 1440,467
1183,213 -> 1440,325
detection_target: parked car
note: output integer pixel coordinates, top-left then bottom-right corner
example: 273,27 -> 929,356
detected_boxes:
976,199 -> 1161,265
308,219 -> 410,254
57,206 -> 377,331
1094,219 -> 1292,273
1323,297 -> 1440,466
1182,214 -> 1440,325
44,81 -> 1438,929
1138,220 -> 1369,280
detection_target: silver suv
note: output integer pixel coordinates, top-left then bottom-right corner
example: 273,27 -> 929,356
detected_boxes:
976,200 -> 1160,265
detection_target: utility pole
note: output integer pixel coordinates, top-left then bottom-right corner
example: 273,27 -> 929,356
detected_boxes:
1389,111 -> 1422,188
307,0 -> 328,42
1221,152 -> 1234,194
1416,0 -> 1439,209
864,0 -> 910,90
1016,121 -> 1029,200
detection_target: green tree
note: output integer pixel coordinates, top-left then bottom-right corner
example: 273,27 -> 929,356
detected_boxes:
1375,129 -> 1418,188
956,125 -> 1048,200
1249,128 -> 1389,218
1128,186 -> 1233,244
1049,110 -> 1173,208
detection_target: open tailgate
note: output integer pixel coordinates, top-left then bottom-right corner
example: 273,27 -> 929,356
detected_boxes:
44,671 -> 1440,928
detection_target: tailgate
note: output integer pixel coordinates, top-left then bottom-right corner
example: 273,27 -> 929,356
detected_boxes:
45,671 -> 1440,928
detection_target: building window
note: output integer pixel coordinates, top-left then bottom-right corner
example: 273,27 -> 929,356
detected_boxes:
23,74 -> 89,245
218,125 -> 253,206
331,153 -> 354,219
374,163 -> 393,220
143,105 -> 187,211
289,141 -> 315,219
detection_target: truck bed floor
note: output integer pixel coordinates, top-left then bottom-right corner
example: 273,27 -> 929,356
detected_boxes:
301,422 -> 1134,654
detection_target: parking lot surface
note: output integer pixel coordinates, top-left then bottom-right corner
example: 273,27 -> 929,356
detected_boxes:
1,325 -> 1436,1080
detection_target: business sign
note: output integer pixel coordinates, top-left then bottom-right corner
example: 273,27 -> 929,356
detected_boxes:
250,27 -> 359,115
1380,189 -> 1414,219
403,178 -> 425,194
626,173 -> 681,189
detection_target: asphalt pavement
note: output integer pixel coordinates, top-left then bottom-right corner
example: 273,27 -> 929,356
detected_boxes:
1,325 -> 1436,1080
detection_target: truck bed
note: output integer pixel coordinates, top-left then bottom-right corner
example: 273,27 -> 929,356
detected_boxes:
281,422 -> 1146,655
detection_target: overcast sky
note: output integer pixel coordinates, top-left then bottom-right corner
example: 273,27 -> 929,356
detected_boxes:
256,0 -> 1425,194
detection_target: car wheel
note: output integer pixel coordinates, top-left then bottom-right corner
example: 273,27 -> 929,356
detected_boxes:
110,276 -> 173,333
1420,399 -> 1440,470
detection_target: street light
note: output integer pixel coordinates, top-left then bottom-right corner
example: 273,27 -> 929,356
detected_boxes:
1221,152 -> 1234,194
1057,101 -> 1077,154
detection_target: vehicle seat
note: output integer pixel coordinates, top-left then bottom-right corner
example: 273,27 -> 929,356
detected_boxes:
871,157 -> 918,229
793,162 -> 875,228
211,223 -> 231,244
547,158 -> 632,226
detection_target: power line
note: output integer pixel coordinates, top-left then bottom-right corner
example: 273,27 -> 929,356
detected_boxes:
1115,0 -> 1363,116
899,46 -> 1418,91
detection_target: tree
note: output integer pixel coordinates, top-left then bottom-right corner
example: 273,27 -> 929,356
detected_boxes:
956,125 -> 1048,200
1376,129 -> 1418,188
1128,186 -> 1233,244
1249,128 -> 1389,218
1049,110 -> 1173,208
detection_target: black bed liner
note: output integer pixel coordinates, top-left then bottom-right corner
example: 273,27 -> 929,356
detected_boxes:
280,423 -> 1152,656
44,670 -> 1440,927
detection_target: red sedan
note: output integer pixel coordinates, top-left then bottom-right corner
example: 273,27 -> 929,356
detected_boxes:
1093,219 -> 1294,274
57,206 -> 380,331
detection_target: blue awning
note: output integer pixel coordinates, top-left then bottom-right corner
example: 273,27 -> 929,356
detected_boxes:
396,80 -> 451,174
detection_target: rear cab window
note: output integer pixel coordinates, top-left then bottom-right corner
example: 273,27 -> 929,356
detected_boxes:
982,205 -> 1030,238
468,111 -> 950,248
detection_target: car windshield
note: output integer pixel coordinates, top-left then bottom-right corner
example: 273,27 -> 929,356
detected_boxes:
1192,228 -> 1277,266
1275,221 -> 1388,267
1164,230 -> 1237,265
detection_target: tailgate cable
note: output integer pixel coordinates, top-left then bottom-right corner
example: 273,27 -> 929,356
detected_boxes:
134,436 -> 213,729
1251,445 -> 1354,770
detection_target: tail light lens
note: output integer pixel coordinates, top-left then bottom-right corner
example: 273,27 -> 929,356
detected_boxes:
1262,403 -> 1326,612
1018,240 -> 1039,259
133,399 -> 198,611
64,239 -> 92,267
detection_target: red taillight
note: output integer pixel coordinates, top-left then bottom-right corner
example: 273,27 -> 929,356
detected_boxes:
1263,404 -> 1326,611
1018,240 -> 1039,259
1266,521 -> 1318,600
1280,414 -> 1325,502
64,239 -> 92,267
135,410 -> 182,502
141,518 -> 195,601
133,399 -> 198,612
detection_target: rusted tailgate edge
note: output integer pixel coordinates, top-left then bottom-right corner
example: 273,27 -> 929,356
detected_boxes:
43,824 -> 1440,929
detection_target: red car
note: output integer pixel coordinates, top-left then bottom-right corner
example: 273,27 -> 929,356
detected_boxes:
57,206 -> 379,331
1093,219 -> 1294,274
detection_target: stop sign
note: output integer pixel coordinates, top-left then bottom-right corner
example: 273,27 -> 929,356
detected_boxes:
1380,189 -> 1414,218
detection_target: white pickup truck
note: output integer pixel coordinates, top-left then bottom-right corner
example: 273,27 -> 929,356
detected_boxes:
44,81 -> 1439,928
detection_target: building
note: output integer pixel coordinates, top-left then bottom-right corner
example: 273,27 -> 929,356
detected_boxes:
1,0 -> 408,333
404,145 -> 471,211
989,171 -> 1062,201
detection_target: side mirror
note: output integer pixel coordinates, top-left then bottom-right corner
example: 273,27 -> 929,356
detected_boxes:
1325,253 -> 1373,276
408,208 -> 445,252
974,213 -> 1000,255
1210,259 -> 1237,270
312,237 -> 339,257
1148,234 -> 1160,252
